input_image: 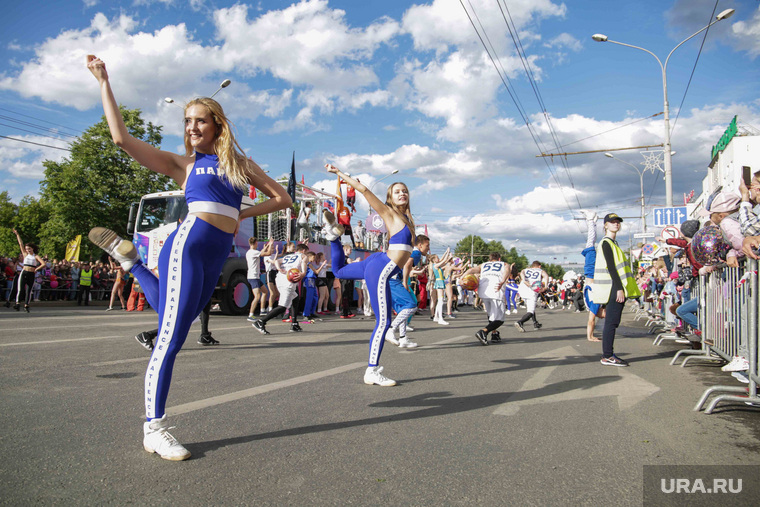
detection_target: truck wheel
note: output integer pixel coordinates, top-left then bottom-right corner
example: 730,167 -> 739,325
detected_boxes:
220,272 -> 251,315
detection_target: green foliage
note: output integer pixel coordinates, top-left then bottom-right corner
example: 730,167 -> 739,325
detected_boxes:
0,191 -> 19,257
452,234 -> 564,279
38,106 -> 177,259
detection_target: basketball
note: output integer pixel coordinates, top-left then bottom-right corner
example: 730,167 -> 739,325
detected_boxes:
287,268 -> 301,282
460,274 -> 478,291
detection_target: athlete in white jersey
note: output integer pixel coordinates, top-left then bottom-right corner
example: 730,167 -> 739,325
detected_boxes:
515,261 -> 549,332
253,243 -> 308,334
463,253 -> 511,345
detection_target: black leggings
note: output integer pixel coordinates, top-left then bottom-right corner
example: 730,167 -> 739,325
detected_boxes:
602,299 -> 624,358
16,271 -> 35,306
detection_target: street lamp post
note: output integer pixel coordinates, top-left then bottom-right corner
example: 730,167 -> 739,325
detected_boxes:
592,8 -> 735,207
604,153 -> 647,233
164,78 -> 233,106
368,169 -> 400,193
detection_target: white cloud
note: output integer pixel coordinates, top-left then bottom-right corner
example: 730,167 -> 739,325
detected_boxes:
731,6 -> 760,59
0,13 -> 221,111
0,136 -> 68,178
543,33 -> 582,52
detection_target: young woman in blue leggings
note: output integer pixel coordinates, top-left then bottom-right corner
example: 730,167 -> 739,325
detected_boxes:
322,164 -> 418,387
85,55 -> 291,461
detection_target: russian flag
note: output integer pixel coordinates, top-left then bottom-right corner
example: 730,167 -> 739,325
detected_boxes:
323,200 -> 335,213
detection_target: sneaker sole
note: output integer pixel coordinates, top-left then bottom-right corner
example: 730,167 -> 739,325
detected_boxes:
143,445 -> 191,461
476,333 -> 488,345
89,227 -> 138,266
600,360 -> 628,367
135,335 -> 153,351
363,379 -> 397,386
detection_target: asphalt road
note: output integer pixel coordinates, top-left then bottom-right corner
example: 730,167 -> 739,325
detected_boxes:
2,301 -> 759,505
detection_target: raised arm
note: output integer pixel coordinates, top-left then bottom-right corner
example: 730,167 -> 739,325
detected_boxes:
435,248 -> 452,268
259,239 -> 275,257
325,164 -> 393,224
239,161 -> 293,221
86,56 -> 187,184
12,229 -> 24,256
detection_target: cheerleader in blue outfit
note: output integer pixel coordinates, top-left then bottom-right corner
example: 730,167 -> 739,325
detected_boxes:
85,55 -> 292,461
322,164 -> 420,387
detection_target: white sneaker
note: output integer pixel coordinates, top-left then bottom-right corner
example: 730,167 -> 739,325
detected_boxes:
580,209 -> 598,222
406,325 -> 414,332
143,416 -> 191,461
386,329 -> 400,346
399,337 -> 418,348
436,318 -> 449,326
88,227 -> 140,272
732,371 -> 750,384
722,356 -> 749,372
364,366 -> 397,386
321,211 -> 345,241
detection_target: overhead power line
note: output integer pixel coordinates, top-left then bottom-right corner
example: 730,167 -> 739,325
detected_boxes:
0,134 -> 71,151
459,0 -> 581,228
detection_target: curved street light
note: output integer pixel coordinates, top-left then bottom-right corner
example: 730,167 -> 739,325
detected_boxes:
592,8 -> 736,207
604,153 -> 648,233
163,78 -> 233,107
369,169 -> 400,192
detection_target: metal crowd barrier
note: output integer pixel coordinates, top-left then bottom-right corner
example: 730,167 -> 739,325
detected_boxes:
672,259 -> 760,413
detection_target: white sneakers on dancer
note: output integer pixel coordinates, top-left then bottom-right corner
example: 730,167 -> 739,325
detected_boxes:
321,211 -> 345,242
386,329 -> 418,348
364,366 -> 397,386
580,209 -> 598,222
88,227 -> 141,272
399,337 -> 418,348
143,416 -> 191,461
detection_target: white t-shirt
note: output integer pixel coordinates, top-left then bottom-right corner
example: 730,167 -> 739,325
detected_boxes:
246,248 -> 261,279
478,261 -> 506,300
264,252 -> 277,273
519,268 -> 545,297
276,253 -> 305,286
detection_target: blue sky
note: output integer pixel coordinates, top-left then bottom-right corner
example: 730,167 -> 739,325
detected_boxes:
1,0 -> 759,262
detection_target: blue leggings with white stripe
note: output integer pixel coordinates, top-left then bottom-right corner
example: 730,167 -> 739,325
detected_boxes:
131,215 -> 233,420
330,240 -> 400,366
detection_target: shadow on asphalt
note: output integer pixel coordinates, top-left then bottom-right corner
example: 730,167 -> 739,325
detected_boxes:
186,375 -> 621,458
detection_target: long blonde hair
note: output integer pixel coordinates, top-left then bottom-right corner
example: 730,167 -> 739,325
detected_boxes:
184,97 -> 250,192
385,182 -> 415,240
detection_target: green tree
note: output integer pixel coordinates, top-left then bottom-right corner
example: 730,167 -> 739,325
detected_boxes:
455,235 -> 490,263
39,106 -> 176,259
543,263 -> 565,280
0,191 -> 19,257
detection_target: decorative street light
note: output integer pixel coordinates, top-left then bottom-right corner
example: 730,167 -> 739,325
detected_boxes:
592,8 -> 735,207
164,78 -> 233,106
369,169 -> 400,192
604,153 -> 648,233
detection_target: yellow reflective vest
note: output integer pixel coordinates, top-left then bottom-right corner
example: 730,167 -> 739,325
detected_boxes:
80,269 -> 93,287
591,237 -> 640,304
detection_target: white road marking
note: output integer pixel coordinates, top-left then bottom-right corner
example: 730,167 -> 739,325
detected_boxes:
492,346 -> 660,416
0,335 -> 126,347
169,362 -> 366,416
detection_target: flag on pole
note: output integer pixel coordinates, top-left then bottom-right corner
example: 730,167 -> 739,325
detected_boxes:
65,235 -> 81,262
335,175 -> 346,214
287,151 -> 296,203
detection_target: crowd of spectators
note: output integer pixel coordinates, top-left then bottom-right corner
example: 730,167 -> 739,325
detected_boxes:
0,255 -> 130,305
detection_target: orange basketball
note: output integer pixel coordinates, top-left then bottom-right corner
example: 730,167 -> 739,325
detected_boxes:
287,268 -> 301,282
460,274 -> 478,291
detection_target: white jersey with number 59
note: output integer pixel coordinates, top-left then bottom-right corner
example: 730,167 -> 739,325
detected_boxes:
479,261 -> 506,300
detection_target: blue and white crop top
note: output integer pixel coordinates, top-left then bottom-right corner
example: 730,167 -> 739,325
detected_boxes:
185,152 -> 245,220
387,224 -> 413,252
